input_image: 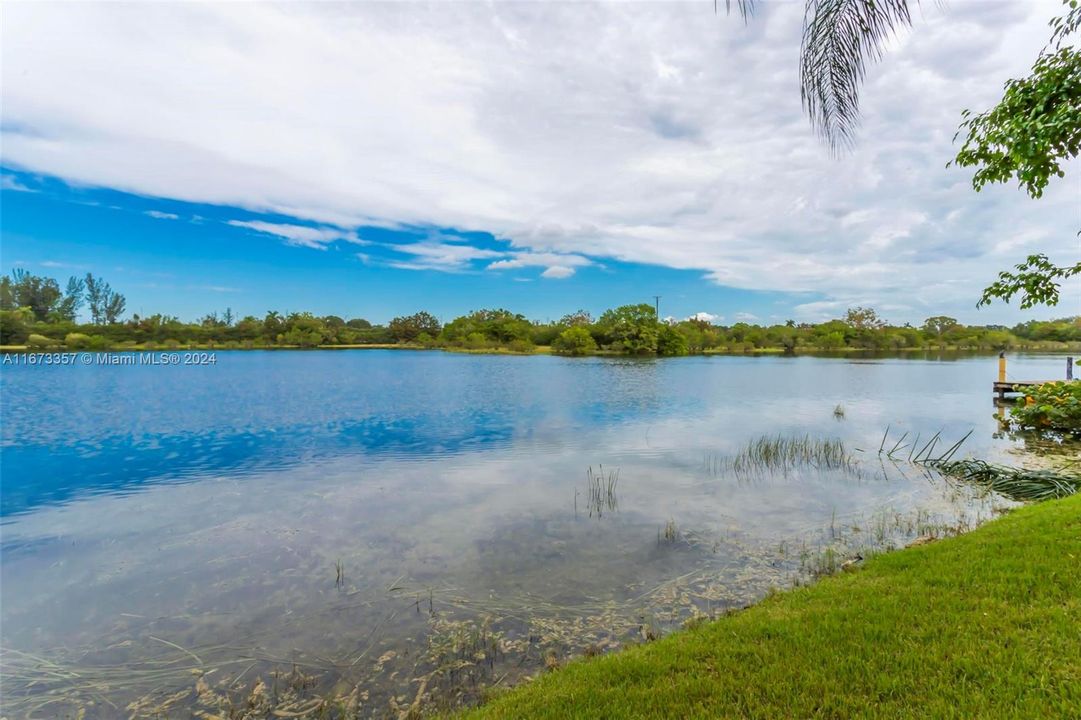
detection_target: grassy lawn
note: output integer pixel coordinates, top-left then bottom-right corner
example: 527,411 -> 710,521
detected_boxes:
462,495 -> 1081,719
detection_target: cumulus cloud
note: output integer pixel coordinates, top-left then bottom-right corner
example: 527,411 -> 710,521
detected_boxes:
1,1 -> 1077,319
688,311 -> 720,323
226,220 -> 361,249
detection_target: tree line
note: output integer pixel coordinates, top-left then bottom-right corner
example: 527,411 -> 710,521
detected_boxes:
2,270 -> 1079,354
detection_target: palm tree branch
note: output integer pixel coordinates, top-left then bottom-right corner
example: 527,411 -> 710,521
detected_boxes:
799,0 -> 915,150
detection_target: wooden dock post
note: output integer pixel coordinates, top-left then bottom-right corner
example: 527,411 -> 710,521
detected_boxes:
997,352 -> 1007,400
1069,357 -> 1074,381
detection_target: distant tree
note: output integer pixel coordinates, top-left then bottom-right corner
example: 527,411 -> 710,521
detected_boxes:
278,312 -> 326,347
552,326 -> 597,356
84,273 -> 105,324
3,269 -> 63,321
440,309 -> 531,346
346,318 -> 372,329
844,307 -> 886,331
263,311 -> 284,335
657,324 -> 689,356
388,311 -> 441,342
56,276 -> 86,321
559,310 -> 593,326
595,304 -> 660,354
223,307 -> 235,326
922,316 -> 959,337
103,289 -> 126,324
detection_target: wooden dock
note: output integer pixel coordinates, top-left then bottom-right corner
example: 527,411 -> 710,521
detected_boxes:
993,380 -> 1043,398
993,354 -> 1074,400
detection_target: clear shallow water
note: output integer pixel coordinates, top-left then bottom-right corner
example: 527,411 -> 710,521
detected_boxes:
0,350 -> 1073,717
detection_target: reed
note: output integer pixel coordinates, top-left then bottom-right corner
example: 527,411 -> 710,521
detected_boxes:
729,435 -> 854,475
658,519 -> 679,544
585,465 -> 620,517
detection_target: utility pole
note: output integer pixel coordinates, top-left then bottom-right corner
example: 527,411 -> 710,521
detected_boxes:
653,295 -> 661,320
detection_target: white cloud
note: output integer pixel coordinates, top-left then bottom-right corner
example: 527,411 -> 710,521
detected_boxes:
386,241 -> 503,272
688,311 -> 720,323
226,220 -> 360,250
734,312 -> 759,322
1,1 -> 1077,321
488,251 -> 591,279
40,260 -> 84,270
540,266 -> 575,279
1,173 -> 34,192
144,210 -> 179,220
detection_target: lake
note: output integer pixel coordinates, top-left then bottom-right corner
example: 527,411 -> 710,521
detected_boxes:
0,350 -> 1073,717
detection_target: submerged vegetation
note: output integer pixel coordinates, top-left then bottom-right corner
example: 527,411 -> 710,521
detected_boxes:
4,434 -> 1068,718
462,495 -> 1081,719
3,270 -> 1080,355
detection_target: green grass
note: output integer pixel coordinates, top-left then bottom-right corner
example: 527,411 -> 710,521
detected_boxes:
461,495 -> 1081,719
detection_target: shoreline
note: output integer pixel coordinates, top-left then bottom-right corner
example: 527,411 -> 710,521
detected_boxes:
458,494 -> 1081,719
3,343 -> 1080,357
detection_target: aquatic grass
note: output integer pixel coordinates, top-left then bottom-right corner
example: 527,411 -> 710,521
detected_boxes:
728,434 -> 855,475
582,465 -> 619,518
832,404 -> 845,419
657,519 -> 679,544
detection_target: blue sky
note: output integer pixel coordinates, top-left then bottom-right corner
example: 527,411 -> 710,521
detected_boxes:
2,168 -> 799,324
1,1 -> 1077,326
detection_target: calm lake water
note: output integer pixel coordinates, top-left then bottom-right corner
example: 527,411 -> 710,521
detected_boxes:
0,350 -> 1073,717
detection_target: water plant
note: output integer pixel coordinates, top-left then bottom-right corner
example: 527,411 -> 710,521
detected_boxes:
928,459 -> 1079,501
833,404 -> 846,419
658,519 -> 679,544
584,465 -> 619,518
1008,381 -> 1081,433
879,427 -> 1079,501
729,435 -> 854,475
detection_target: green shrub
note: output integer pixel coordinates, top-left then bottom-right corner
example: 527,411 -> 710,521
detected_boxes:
64,332 -> 92,349
507,338 -> 534,354
464,332 -> 488,350
26,333 -> 59,348
658,324 -> 689,356
552,326 -> 598,356
1010,381 -> 1081,433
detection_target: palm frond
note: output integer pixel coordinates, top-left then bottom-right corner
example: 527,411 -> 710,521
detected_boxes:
718,0 -> 756,19
799,0 -> 915,151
